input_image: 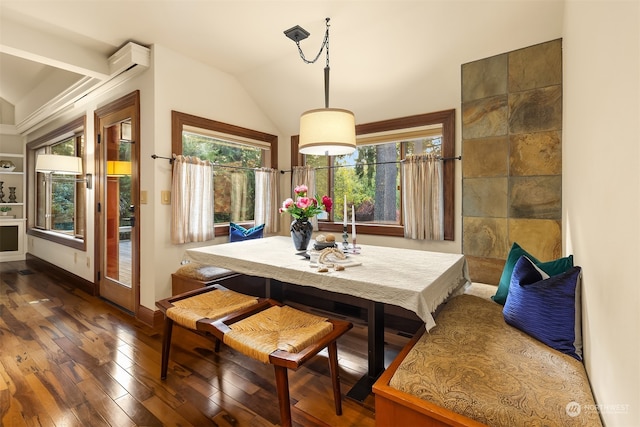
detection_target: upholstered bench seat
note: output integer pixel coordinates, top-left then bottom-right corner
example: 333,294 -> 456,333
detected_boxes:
171,262 -> 267,297
374,294 -> 602,426
171,262 -> 238,295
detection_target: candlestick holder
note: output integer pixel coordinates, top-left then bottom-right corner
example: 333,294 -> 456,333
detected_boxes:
351,237 -> 360,254
342,226 -> 349,252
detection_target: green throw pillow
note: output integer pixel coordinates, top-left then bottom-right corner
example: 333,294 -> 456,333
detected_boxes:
492,242 -> 574,305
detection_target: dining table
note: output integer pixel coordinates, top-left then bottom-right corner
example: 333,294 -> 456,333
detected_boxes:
186,235 -> 471,401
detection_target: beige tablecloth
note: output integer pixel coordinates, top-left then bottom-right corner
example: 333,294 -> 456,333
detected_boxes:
186,236 -> 470,330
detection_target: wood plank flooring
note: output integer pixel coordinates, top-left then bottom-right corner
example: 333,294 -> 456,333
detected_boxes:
0,259 -> 411,426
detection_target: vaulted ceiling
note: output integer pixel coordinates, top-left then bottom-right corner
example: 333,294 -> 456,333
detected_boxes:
0,1 -> 565,136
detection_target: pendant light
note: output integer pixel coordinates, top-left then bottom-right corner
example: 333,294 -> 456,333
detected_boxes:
284,18 -> 356,156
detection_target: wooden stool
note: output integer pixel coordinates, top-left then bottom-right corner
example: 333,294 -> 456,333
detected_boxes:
211,300 -> 353,427
155,284 -> 262,379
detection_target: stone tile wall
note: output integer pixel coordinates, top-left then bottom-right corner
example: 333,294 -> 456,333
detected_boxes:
461,39 -> 562,284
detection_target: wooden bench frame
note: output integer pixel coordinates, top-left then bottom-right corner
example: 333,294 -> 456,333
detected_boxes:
157,284 -> 353,427
372,327 -> 486,427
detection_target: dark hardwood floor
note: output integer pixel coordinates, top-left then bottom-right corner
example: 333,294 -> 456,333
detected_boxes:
0,258 -> 411,426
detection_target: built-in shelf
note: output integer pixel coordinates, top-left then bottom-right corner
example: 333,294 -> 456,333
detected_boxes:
0,148 -> 26,261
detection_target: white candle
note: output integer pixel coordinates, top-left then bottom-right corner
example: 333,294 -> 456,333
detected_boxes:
351,205 -> 356,240
343,195 -> 347,227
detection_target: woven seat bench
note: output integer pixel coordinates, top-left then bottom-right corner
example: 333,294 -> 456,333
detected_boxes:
156,285 -> 353,427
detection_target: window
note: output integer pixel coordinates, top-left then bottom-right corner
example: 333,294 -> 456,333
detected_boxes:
171,111 -> 278,236
27,116 -> 86,249
293,110 -> 456,240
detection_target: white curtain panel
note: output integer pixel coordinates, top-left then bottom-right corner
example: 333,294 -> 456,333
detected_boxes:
171,155 -> 215,244
402,154 -> 444,240
254,168 -> 280,233
291,165 -> 318,230
230,171 -> 248,223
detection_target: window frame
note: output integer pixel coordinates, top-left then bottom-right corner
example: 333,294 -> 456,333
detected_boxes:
171,110 -> 278,237
27,116 -> 87,250
291,109 -> 456,240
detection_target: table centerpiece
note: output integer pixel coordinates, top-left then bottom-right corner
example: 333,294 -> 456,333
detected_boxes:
280,184 -> 332,251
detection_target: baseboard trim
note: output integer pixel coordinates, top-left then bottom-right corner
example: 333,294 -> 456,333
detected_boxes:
24,253 -> 163,328
137,304 -> 164,329
25,253 -> 96,296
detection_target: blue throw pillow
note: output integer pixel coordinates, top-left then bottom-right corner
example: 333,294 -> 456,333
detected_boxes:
503,256 -> 582,360
492,242 -> 574,305
229,223 -> 264,242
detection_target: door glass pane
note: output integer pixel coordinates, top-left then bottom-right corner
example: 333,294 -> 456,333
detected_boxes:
105,120 -> 133,287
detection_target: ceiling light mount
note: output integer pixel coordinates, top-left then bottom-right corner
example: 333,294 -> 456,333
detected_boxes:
283,25 -> 310,43
285,18 -> 356,156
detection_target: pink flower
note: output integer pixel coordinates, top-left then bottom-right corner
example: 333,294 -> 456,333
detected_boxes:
296,197 -> 312,209
282,198 -> 294,210
280,185 -> 332,220
322,195 -> 333,213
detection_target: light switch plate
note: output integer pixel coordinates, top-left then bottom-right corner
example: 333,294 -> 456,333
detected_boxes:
140,190 -> 147,204
161,190 -> 171,205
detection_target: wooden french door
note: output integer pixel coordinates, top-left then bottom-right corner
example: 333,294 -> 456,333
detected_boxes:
94,91 -> 140,314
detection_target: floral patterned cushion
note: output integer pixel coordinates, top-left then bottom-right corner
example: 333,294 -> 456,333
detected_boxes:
389,294 -> 602,426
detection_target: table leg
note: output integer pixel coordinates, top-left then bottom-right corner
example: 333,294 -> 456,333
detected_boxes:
346,301 -> 385,402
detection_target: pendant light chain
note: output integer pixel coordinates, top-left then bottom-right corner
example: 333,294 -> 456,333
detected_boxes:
294,18 -> 331,65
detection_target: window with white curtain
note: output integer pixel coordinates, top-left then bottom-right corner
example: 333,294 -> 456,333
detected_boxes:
171,111 -> 278,237
307,133 -> 442,226
295,110 -> 456,240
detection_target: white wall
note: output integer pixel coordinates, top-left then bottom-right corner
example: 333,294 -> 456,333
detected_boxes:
22,44 -> 283,310
142,44 -> 284,309
563,2 -> 640,426
26,65 -> 153,283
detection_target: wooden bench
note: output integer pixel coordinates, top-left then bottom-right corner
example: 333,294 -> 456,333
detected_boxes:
373,293 -> 603,427
171,262 -> 266,297
156,284 -> 353,427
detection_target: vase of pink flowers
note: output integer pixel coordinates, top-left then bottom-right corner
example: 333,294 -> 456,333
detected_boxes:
280,184 -> 333,251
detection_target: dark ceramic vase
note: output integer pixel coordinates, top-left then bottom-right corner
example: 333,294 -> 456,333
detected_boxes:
290,219 -> 313,251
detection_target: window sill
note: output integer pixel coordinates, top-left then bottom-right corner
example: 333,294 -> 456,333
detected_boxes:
317,222 -> 404,238
27,228 -> 85,250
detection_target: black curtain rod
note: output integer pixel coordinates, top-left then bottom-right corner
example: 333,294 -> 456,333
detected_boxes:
151,154 -> 270,172
279,155 -> 462,174
151,154 -> 174,163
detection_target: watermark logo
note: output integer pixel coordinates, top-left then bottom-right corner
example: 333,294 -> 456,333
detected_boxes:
566,401 -> 630,417
566,401 -> 582,417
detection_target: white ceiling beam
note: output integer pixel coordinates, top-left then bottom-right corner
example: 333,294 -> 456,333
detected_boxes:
0,17 -> 110,80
